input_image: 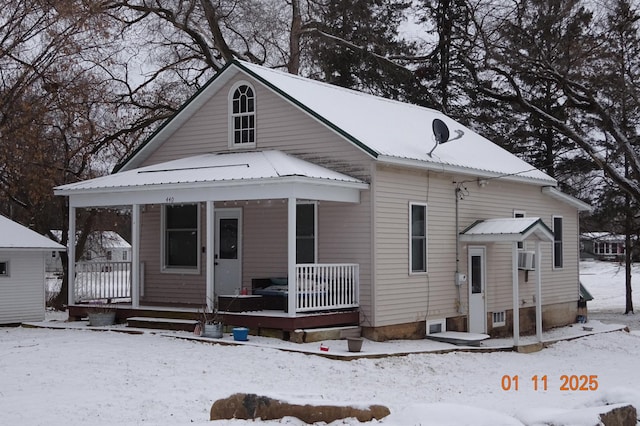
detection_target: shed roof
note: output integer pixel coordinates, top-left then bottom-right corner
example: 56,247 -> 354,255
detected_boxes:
0,215 -> 66,250
459,217 -> 554,243
116,60 -> 556,186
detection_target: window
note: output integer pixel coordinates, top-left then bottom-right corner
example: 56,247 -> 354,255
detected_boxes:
426,319 -> 445,335
296,203 -> 316,264
123,251 -> 128,261
410,203 -> 427,273
492,311 -> 506,327
163,204 -> 199,272
230,83 -> 256,147
106,251 -> 112,261
513,210 -> 525,249
553,216 -> 563,269
0,261 -> 8,277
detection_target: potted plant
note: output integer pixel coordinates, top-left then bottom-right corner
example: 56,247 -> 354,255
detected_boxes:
87,303 -> 117,326
198,305 -> 223,338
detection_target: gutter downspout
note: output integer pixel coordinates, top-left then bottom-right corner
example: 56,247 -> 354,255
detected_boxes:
455,184 -> 463,313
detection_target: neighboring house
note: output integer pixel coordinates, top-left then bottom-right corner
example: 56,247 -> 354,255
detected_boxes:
46,231 -> 132,272
0,215 -> 65,324
55,60 -> 591,343
580,232 -> 629,262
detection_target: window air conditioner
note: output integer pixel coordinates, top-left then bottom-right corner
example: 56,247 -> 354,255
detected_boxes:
517,251 -> 536,271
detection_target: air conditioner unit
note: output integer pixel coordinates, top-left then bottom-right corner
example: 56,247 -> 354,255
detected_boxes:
518,251 -> 536,271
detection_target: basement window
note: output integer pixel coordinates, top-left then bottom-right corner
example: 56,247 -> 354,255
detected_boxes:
426,319 -> 446,335
492,311 -> 506,327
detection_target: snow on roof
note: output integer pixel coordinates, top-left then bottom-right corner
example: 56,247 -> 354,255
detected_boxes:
117,61 -> 555,185
0,215 -> 65,250
56,150 -> 366,193
237,61 -> 555,184
459,217 -> 554,242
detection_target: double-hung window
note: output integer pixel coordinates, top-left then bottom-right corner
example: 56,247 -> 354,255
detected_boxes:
410,203 -> 428,273
230,83 -> 256,147
163,204 -> 199,272
553,216 -> 563,269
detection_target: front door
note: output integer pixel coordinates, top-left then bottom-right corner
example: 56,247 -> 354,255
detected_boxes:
214,208 -> 242,296
468,246 -> 487,333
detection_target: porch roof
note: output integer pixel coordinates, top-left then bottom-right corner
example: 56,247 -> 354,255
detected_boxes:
55,150 -> 369,208
459,217 -> 554,243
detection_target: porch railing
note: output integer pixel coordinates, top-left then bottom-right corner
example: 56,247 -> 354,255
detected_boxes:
74,261 -> 131,302
295,263 -> 359,312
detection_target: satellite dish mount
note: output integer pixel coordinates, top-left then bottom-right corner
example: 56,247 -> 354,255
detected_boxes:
428,118 -> 463,156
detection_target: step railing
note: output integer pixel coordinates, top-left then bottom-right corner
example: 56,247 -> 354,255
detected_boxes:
295,263 -> 359,312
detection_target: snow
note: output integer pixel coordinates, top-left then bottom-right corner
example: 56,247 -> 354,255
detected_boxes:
0,214 -> 65,250
2,260 -> 640,425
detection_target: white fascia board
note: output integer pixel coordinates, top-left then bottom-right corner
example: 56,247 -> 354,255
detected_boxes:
542,187 -> 592,212
377,155 -> 557,186
64,177 -> 368,208
459,233 -> 524,243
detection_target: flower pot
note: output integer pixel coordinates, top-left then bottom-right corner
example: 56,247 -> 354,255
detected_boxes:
202,322 -> 223,338
347,337 -> 363,353
233,327 -> 249,341
88,311 -> 116,327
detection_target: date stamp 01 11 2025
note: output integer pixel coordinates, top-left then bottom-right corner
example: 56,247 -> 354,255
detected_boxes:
501,374 -> 599,392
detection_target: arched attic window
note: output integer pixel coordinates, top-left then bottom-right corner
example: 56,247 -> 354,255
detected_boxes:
229,82 -> 256,148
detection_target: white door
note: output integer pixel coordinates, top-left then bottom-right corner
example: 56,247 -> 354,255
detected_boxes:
214,208 -> 242,296
468,246 -> 487,333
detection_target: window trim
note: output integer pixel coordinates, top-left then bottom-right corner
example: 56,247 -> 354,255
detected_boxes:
409,202 -> 428,275
161,203 -> 201,275
228,81 -> 257,149
0,260 -> 9,277
513,210 -> 526,250
296,201 -> 317,264
552,215 -> 563,270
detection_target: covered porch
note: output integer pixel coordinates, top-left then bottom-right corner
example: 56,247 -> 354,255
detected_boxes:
56,151 -> 369,332
459,217 -> 555,346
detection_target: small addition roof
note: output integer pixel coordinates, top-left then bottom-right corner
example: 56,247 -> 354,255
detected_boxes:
0,215 -> 66,250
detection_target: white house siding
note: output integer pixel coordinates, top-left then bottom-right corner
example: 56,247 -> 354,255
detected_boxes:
373,164 -> 581,330
0,250 -> 46,324
138,204 -> 207,306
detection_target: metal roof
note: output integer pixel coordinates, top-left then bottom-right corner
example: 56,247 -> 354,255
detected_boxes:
0,215 -> 65,250
57,150 -> 365,193
459,217 -> 554,243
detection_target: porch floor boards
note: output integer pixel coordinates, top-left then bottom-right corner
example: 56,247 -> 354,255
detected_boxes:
68,305 -> 359,337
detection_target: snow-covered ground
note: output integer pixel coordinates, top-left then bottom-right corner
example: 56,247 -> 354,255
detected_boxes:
1,261 -> 639,426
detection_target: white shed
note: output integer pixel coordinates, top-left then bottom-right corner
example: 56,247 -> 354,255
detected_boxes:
0,215 -> 65,324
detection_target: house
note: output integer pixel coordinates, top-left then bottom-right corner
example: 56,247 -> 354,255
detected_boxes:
54,60 -> 591,343
0,215 -> 65,324
46,230 -> 131,274
580,232 -> 628,262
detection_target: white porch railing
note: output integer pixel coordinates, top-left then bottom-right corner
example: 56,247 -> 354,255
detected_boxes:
74,261 -> 131,302
295,263 -> 359,312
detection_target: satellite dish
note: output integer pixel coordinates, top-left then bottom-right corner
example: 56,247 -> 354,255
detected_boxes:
432,118 -> 450,144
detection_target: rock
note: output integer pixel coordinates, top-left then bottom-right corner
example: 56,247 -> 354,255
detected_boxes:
210,393 -> 390,423
599,404 -> 637,426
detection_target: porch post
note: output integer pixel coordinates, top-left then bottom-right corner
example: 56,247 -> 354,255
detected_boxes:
287,197 -> 296,316
512,241 -> 520,346
206,201 -> 215,311
67,205 -> 76,307
535,240 -> 542,342
131,204 -> 140,308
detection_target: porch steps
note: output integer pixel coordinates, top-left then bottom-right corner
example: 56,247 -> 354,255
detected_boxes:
126,316 -> 198,332
291,326 -> 361,344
